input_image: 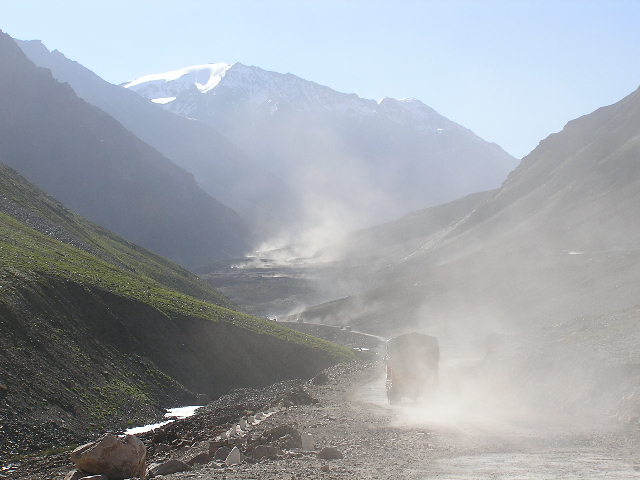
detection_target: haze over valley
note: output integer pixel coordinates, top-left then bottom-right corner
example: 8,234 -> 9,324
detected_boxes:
1,2 -> 640,479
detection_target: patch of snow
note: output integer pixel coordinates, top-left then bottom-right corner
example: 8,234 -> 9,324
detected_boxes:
151,96 -> 176,104
568,251 -> 585,255
165,405 -> 202,419
124,63 -> 231,93
123,405 -> 203,435
125,420 -> 172,435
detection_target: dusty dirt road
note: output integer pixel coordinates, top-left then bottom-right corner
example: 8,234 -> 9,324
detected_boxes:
158,361 -> 640,480
11,360 -> 640,479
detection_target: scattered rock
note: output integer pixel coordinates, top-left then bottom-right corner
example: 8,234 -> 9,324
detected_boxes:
251,445 -> 280,460
70,434 -> 146,479
185,451 -> 212,466
208,439 -> 225,455
213,446 -> 232,461
262,424 -> 302,449
321,464 -> 330,472
152,443 -> 171,456
277,386 -> 318,407
311,372 -> 329,385
318,447 -> 343,460
280,434 -> 301,450
301,432 -> 315,451
225,446 -> 241,466
149,459 -> 191,476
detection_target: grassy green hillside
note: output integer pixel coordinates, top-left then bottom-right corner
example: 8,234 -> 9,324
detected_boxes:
0,163 -> 353,456
0,163 -> 232,307
0,164 -> 353,359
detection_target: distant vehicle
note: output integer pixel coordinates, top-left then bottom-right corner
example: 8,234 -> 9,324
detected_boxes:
385,332 -> 439,404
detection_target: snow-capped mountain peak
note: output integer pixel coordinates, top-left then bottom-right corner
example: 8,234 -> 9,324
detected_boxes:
119,59 -> 514,233
123,62 -> 232,101
125,61 -> 386,114
123,61 -> 508,153
123,61 -> 449,122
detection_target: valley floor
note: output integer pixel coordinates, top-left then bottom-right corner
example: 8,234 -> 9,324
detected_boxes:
9,361 -> 640,480
184,364 -> 640,480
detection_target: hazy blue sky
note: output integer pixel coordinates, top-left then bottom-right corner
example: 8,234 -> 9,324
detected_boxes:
3,0 -> 639,157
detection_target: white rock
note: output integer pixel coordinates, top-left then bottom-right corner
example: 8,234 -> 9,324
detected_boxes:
301,432 -> 315,451
225,446 -> 241,466
239,418 -> 247,430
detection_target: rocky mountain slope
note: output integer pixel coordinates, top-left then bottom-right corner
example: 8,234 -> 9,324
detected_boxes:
0,162 -> 353,457
16,40 -> 286,230
298,85 -> 640,337
124,62 -> 516,237
0,31 -> 250,269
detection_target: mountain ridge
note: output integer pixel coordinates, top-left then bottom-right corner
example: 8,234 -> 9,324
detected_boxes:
2,32 -> 251,268
124,60 -> 516,236
16,39 -> 287,236
124,61 -> 504,144
296,84 -> 640,337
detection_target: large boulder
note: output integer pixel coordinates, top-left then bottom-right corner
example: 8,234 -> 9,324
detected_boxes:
70,434 -> 146,479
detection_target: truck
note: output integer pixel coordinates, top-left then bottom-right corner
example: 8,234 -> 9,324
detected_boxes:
385,332 -> 439,404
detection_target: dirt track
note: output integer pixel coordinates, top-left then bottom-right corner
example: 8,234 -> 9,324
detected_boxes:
163,362 -> 640,480
10,360 -> 640,479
